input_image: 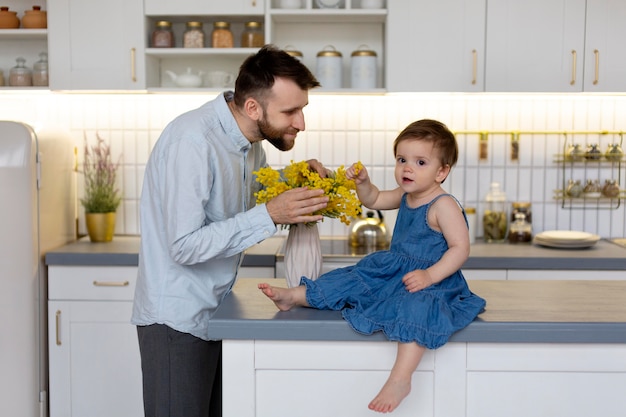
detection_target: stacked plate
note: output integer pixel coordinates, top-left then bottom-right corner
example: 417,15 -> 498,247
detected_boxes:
533,230 -> 601,249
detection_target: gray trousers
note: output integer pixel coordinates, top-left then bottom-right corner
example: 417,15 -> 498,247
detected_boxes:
137,324 -> 222,417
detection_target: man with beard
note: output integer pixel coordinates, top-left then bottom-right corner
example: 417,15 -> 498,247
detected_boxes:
131,45 -> 327,417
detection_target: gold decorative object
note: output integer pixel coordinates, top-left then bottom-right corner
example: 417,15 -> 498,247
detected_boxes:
85,212 -> 116,242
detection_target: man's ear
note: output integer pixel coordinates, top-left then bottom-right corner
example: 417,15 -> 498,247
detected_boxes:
244,98 -> 261,121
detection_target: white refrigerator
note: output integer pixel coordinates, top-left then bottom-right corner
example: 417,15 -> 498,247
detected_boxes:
0,121 -> 76,417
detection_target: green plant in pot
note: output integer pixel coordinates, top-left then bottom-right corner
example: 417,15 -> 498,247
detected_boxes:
80,133 -> 122,242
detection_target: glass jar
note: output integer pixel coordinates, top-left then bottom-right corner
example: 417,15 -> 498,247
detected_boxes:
241,21 -> 264,48
212,21 -> 234,48
602,179 -> 620,198
510,202 -> 531,225
565,143 -> 584,162
183,21 -> 205,48
0,69 -> 4,87
583,179 -> 601,198
9,57 -> 32,87
482,182 -> 508,243
566,179 -> 583,198
508,213 -> 532,244
465,207 -> 476,245
585,143 -> 602,160
605,143 -> 624,162
32,52 -> 48,87
152,21 -> 174,48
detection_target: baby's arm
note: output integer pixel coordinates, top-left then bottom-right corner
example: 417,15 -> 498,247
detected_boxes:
402,197 -> 470,292
346,162 -> 402,210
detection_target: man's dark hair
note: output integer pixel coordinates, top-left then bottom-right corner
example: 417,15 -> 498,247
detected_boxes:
233,44 -> 320,107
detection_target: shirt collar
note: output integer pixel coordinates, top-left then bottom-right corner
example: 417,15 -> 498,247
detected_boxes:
217,91 -> 251,152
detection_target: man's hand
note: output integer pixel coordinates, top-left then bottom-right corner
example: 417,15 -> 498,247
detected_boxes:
266,187 -> 329,226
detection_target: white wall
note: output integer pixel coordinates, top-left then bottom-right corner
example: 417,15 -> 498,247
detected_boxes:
2,91 -> 625,239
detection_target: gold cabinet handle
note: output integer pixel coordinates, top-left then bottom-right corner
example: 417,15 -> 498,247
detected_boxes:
93,280 -> 130,287
471,49 -> 477,85
593,49 -> 599,85
570,50 -> 577,86
55,310 -> 61,346
131,48 -> 137,82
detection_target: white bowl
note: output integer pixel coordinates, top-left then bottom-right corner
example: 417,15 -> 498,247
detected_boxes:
278,0 -> 303,8
360,0 -> 384,9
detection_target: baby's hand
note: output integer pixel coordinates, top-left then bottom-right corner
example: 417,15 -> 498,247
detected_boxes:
402,270 -> 434,293
346,161 -> 367,183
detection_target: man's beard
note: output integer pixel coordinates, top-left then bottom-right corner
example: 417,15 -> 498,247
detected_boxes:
258,116 -> 296,151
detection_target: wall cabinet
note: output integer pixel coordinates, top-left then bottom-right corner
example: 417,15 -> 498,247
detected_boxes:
386,0 -> 486,92
47,0 -> 145,90
0,0 -> 48,88
48,266 -> 143,417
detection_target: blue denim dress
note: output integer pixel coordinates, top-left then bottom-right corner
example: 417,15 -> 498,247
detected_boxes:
302,193 -> 486,349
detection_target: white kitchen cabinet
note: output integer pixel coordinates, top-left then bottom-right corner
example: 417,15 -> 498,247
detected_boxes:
386,0 -> 486,92
485,0 -> 586,92
143,0 -> 386,90
47,0 -> 145,90
582,0 -> 626,92
0,0 -> 48,88
48,266 -> 143,417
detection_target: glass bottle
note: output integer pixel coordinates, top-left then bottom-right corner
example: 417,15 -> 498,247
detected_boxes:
32,52 -> 48,87
566,179 -> 583,198
482,182 -> 508,243
152,21 -> 174,48
585,143 -> 602,160
241,21 -> 264,48
9,57 -> 32,87
183,21 -> 205,48
212,21 -> 234,48
602,179 -> 620,198
511,202 -> 532,225
566,143 -> 584,162
583,179 -> 601,198
508,213 -> 532,243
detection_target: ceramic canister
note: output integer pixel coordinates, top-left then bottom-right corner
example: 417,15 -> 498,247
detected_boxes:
351,45 -> 377,89
316,45 -> 343,89
0,6 -> 20,29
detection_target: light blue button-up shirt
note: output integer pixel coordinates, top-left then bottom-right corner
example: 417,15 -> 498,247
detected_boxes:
131,92 -> 277,341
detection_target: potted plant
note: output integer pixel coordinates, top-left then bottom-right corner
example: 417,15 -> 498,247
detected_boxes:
80,133 -> 121,242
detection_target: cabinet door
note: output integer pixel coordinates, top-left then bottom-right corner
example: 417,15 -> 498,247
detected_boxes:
583,0 -> 626,92
485,0 -> 586,92
48,0 -> 145,89
386,0 -> 486,92
48,301 -> 143,417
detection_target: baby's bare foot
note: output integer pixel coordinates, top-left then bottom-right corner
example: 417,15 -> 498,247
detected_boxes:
258,283 -> 295,311
368,378 -> 411,413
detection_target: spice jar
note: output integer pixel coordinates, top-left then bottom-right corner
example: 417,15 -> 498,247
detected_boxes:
482,182 -> 508,243
585,143 -> 602,160
565,143 -> 584,162
510,202 -> 531,225
212,21 -> 234,48
605,143 -> 624,162
241,21 -> 264,48
583,179 -> 601,198
566,179 -> 583,198
350,45 -> 377,89
508,213 -> 532,244
152,21 -> 174,48
465,207 -> 476,245
183,21 -> 205,48
32,52 -> 48,86
316,45 -> 343,89
602,179 -> 620,198
9,57 -> 32,87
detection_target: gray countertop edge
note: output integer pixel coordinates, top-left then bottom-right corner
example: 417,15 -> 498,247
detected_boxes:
208,318 -> 626,344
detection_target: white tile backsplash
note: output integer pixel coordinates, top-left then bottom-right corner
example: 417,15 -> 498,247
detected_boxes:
2,91 -> 626,239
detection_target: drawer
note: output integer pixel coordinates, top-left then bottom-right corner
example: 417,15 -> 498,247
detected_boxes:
48,266 -> 138,301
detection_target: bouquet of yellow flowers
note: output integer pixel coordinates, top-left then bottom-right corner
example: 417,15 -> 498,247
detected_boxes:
254,160 -> 362,228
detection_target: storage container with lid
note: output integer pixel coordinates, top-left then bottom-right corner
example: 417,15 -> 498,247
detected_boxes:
183,21 -> 205,48
241,21 -> 264,48
21,5 -> 47,28
212,21 -> 234,48
284,45 -> 303,61
152,21 -> 174,48
9,57 -> 32,87
32,52 -> 48,86
315,45 -> 343,89
482,182 -> 507,243
350,45 -> 377,89
0,6 -> 19,29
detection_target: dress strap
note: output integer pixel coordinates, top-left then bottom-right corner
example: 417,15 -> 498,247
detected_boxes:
428,193 -> 469,225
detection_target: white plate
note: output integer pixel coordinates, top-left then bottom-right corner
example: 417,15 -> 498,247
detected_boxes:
533,237 -> 599,249
534,230 -> 599,242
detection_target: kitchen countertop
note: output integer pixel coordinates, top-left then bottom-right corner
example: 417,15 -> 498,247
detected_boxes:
209,278 -> 626,344
45,235 -> 626,270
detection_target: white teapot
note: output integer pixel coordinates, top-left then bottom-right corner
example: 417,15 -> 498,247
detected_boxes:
165,68 -> 204,88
